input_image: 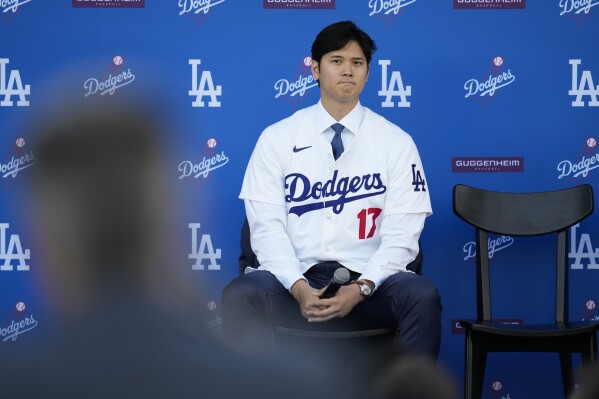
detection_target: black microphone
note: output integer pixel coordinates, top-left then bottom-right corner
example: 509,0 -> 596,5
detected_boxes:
319,267 -> 350,299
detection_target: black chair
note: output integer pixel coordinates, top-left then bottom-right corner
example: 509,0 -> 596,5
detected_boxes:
452,184 -> 599,399
238,218 -> 423,346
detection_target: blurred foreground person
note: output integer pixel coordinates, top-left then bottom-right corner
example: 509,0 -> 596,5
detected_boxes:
0,97 -> 327,399
351,348 -> 459,399
569,364 -> 599,399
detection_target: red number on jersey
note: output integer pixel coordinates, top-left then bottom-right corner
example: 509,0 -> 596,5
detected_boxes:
357,208 -> 382,239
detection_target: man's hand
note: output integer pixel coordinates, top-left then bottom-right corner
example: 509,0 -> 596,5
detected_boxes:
304,284 -> 364,322
290,280 -> 327,320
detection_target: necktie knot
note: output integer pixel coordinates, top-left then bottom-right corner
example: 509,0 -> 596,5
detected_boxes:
330,123 -> 345,161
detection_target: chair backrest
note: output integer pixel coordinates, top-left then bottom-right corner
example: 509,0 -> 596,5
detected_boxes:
452,184 -> 594,323
239,218 -> 424,276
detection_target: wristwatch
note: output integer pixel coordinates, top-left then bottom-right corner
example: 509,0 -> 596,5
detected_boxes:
352,280 -> 373,297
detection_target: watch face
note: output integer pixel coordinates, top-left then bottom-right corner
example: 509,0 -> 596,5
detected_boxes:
360,283 -> 372,296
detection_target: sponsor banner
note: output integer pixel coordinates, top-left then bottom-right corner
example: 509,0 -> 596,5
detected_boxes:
72,0 -> 145,8
263,0 -> 335,9
452,157 -> 524,172
453,0 -> 525,9
451,319 -> 523,334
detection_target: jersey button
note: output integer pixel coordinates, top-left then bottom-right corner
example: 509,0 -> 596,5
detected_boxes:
326,213 -> 331,220
325,246 -> 331,252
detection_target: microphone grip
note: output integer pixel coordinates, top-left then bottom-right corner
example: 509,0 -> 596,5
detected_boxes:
320,281 -> 343,299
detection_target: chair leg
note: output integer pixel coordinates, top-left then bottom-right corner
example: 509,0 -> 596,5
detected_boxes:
581,332 -> 597,364
464,330 -> 487,399
559,352 -> 574,397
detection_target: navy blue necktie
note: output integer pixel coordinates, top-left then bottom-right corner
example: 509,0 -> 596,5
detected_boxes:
331,123 -> 345,160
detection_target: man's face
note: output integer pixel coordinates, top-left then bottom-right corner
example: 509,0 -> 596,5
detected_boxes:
311,40 -> 369,108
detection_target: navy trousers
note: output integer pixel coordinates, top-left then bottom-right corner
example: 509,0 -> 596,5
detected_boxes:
221,262 -> 442,359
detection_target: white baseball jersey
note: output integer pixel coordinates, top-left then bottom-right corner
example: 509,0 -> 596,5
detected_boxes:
240,101 -> 432,289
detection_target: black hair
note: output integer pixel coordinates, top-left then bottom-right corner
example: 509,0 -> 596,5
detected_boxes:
311,21 -> 377,66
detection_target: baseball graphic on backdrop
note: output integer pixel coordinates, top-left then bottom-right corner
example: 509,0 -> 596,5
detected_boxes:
492,381 -> 502,391
15,301 -> 26,312
207,138 -> 217,148
303,56 -> 312,66
207,301 -> 217,311
587,137 -> 596,148
15,138 -> 25,148
586,300 -> 596,310
113,55 -> 124,66
493,56 -> 504,67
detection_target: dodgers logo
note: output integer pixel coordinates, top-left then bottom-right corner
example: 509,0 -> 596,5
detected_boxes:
379,60 -> 411,108
178,137 -> 229,189
369,0 -> 416,16
1,301 -> 37,342
464,56 -> 516,109
84,55 -> 135,97
178,0 -> 226,27
570,223 -> 599,270
189,223 -> 221,270
0,0 -> 32,27
556,137 -> 598,181
189,59 -> 222,107
0,138 -> 35,186
0,58 -> 30,107
560,0 -> 598,17
581,299 -> 598,321
463,235 -> 514,261
569,59 -> 599,107
274,56 -> 318,110
0,223 -> 30,271
285,170 -> 387,217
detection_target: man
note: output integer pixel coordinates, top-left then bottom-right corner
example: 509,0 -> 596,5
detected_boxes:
222,21 -> 441,359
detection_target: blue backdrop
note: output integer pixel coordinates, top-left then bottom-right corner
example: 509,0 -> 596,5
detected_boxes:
1,1 -> 598,397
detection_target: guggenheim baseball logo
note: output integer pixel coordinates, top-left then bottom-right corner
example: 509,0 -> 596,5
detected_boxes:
452,157 -> 524,172
454,0 -> 525,9
263,0 -> 335,9
1,301 -> 37,343
84,55 -> 135,97
72,0 -> 145,8
0,58 -> 30,107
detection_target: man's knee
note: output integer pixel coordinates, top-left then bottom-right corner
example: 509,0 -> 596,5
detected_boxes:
384,273 -> 441,310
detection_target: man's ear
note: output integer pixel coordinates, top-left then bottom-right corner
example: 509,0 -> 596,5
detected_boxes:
311,59 -> 319,81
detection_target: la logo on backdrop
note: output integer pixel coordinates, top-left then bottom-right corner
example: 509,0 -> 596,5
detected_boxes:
274,56 -> 318,110
379,60 -> 411,108
188,223 -> 221,271
0,0 -> 32,28
189,59 -> 222,108
179,0 -> 226,28
83,55 -> 135,97
178,137 -> 229,189
0,301 -> 38,343
569,59 -> 599,107
0,58 -> 30,107
464,56 -> 516,109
